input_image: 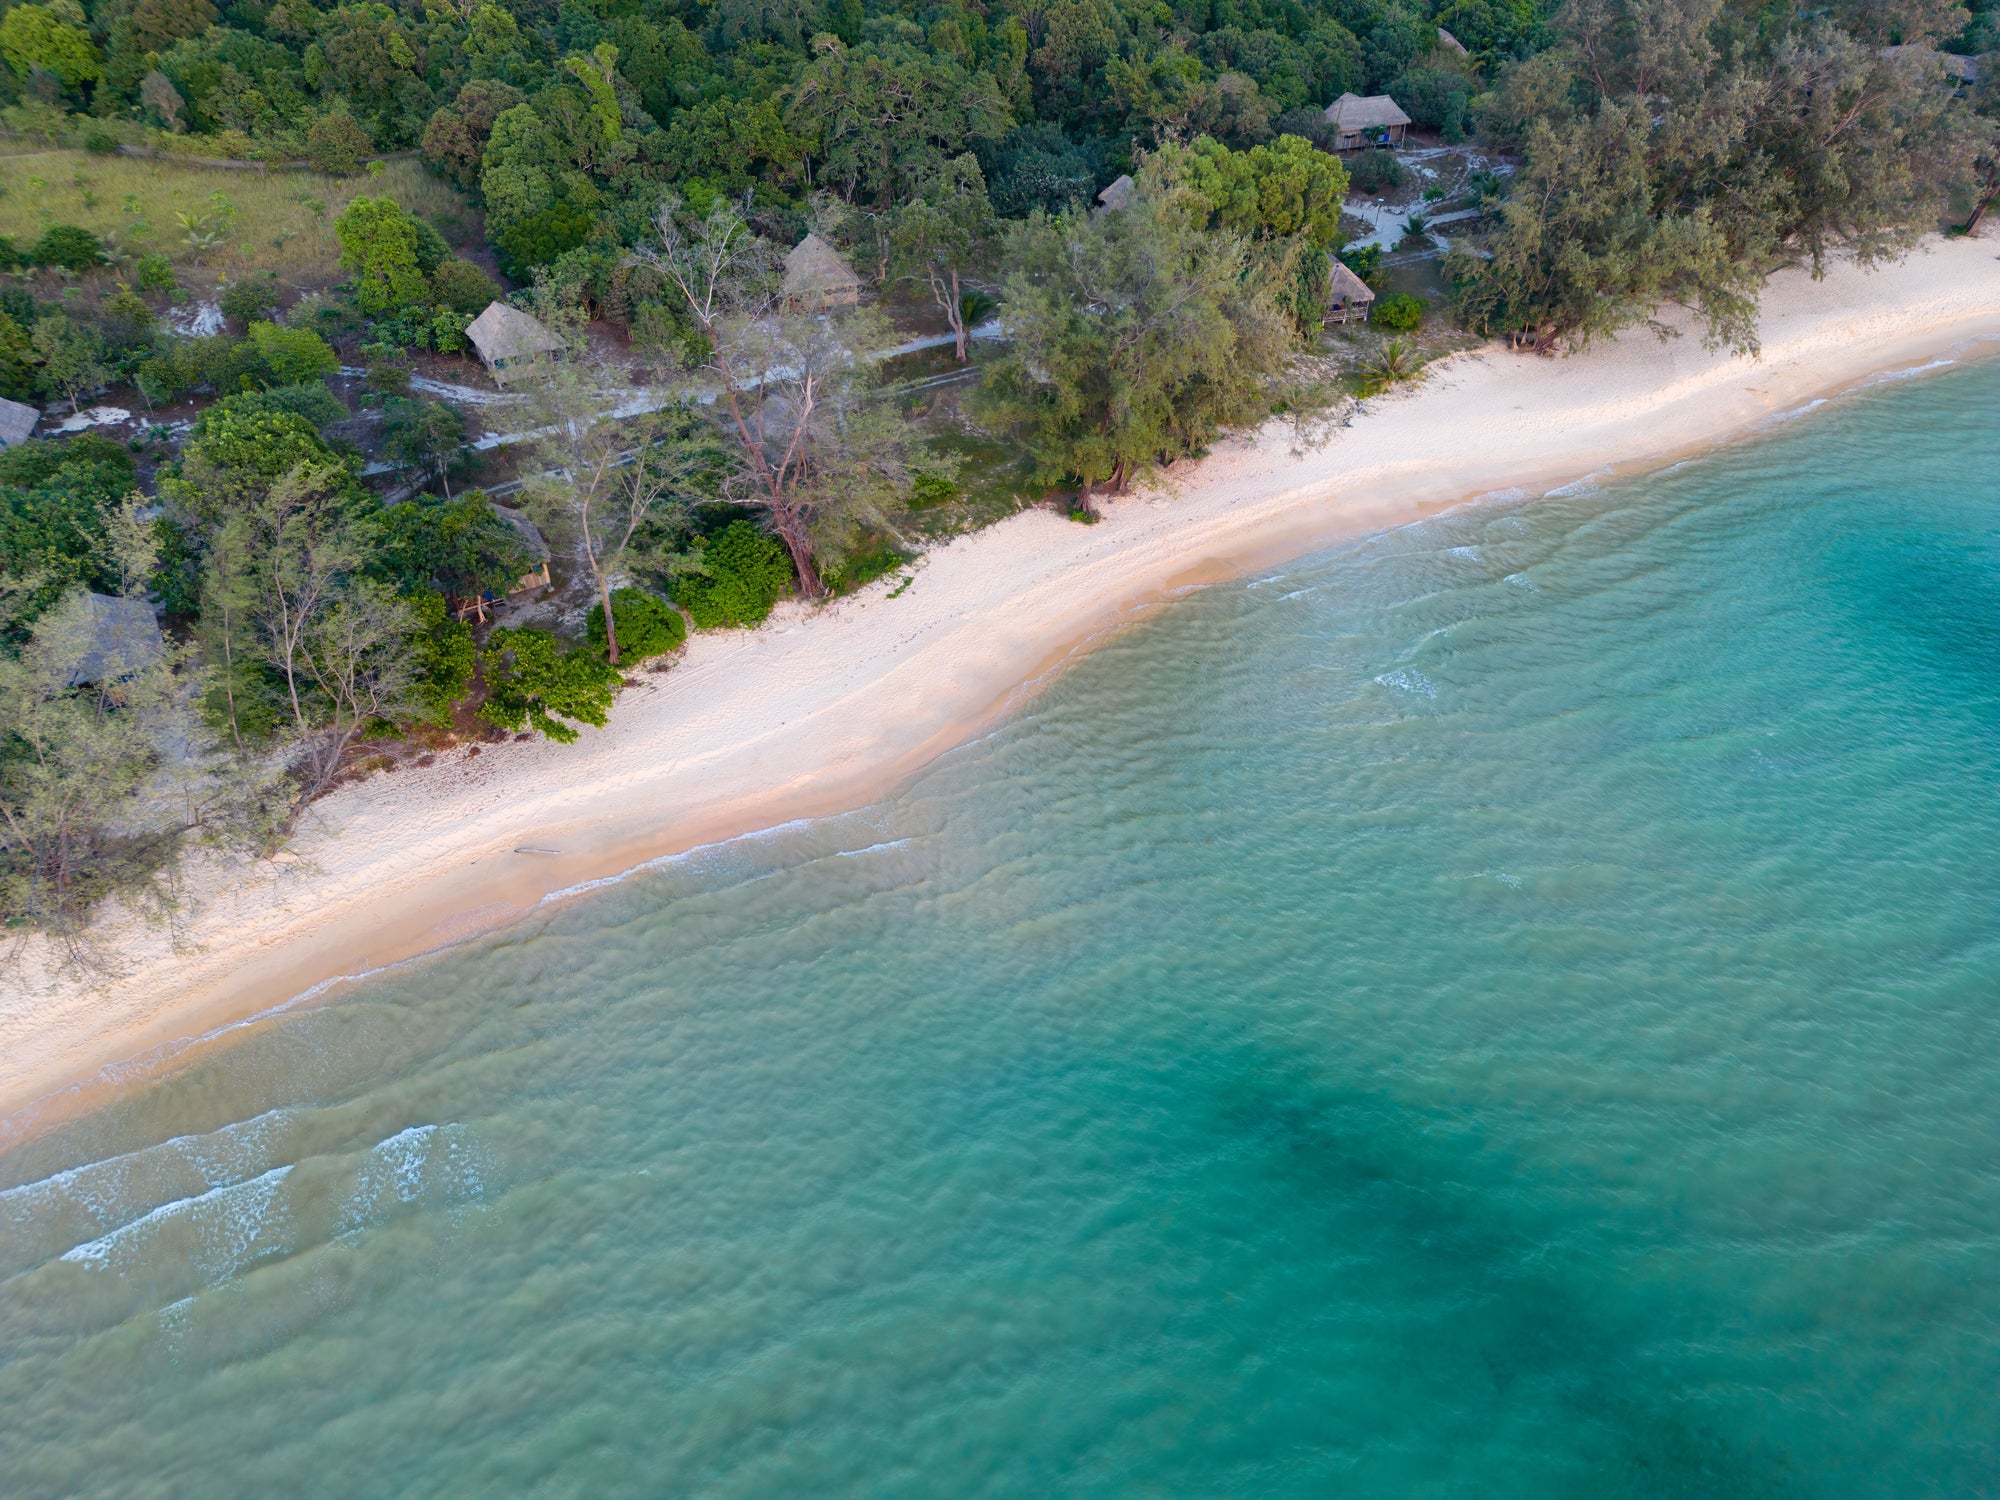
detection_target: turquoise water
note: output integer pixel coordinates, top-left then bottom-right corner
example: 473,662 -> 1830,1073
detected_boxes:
4,360 -> 1999,1497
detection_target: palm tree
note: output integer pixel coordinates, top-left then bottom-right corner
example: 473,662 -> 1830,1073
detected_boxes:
1358,338 -> 1421,396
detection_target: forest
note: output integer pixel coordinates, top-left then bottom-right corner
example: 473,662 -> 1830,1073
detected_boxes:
0,0 -> 1993,948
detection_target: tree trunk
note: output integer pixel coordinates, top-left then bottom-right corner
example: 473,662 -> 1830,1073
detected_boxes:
774,514 -> 823,598
950,267 -> 967,363
1074,476 -> 1099,521
1967,185 -> 1996,236
599,576 -> 619,664
1113,458 -> 1130,495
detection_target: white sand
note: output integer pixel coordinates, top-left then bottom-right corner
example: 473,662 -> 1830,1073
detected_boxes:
5,236 -> 1999,1139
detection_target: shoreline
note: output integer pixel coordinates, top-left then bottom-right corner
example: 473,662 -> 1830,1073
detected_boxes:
5,236 -> 1999,1150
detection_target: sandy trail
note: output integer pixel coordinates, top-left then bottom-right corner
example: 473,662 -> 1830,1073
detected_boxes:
5,236 -> 1998,1143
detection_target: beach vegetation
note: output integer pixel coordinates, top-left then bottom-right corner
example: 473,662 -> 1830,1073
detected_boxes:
1447,0 -> 1987,354
974,154 -> 1291,519
1372,293 -> 1425,332
671,521 -> 793,629
587,587 -> 685,664
647,198 -> 930,598
478,626 -> 620,743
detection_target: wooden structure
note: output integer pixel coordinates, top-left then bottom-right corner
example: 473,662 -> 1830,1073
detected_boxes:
1325,257 -> 1376,325
1324,93 -> 1411,151
454,562 -> 552,624
1437,27 -> 1468,58
0,396 -> 38,448
465,302 -> 565,387
781,234 -> 862,311
1096,174 -> 1136,213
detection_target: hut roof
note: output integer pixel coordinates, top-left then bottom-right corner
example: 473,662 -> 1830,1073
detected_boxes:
66,592 -> 162,687
1437,26 -> 1468,57
1324,92 -> 1413,132
466,302 -> 565,364
1327,258 -> 1376,303
1880,44 -> 1979,83
1096,174 -> 1137,212
782,234 -> 862,297
0,396 -> 37,447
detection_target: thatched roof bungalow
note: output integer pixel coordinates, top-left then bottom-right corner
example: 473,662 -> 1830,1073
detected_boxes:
0,396 -> 38,448
782,234 -> 862,311
1096,174 -> 1137,213
466,302 -> 565,387
1325,258 -> 1376,324
1324,93 -> 1411,150
65,592 -> 162,687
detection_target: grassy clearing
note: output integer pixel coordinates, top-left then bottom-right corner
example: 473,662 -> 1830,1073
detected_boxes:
0,152 -> 474,278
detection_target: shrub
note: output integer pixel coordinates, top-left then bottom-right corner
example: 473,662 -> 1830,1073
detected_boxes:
404,588 -> 475,728
133,253 -> 177,295
1346,150 -> 1404,195
909,470 -> 959,509
479,627 -> 621,743
31,222 -> 102,271
219,271 -> 281,324
670,521 -> 793,629
0,236 -> 20,271
586,587 -> 686,663
83,128 -> 119,155
1372,292 -> 1426,331
307,109 -> 372,177
211,381 -> 349,433
493,203 -> 594,279
246,320 -> 339,384
430,257 -> 500,315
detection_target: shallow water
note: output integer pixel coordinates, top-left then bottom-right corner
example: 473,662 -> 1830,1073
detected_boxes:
3,361 -> 1998,1498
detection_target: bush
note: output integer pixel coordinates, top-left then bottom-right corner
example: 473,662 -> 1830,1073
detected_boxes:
493,203 -> 594,279
307,109 -> 372,176
219,271 -> 281,324
83,128 -> 119,155
133,253 -> 177,295
31,223 -> 102,271
1372,293 -> 1426,331
670,521 -> 794,629
246,320 -> 339,384
0,236 -> 20,271
909,470 -> 959,509
479,627 -> 621,743
404,588 -> 475,728
1346,150 -> 1404,195
210,380 -> 349,433
586,587 -> 686,664
430,257 -> 500,315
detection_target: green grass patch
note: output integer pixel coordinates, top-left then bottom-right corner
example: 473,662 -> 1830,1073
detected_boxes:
0,152 -> 473,277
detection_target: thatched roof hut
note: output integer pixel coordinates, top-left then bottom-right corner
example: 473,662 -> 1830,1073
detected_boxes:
65,592 -> 162,687
466,302 -> 565,387
1096,174 -> 1137,212
1326,258 -> 1376,324
1324,93 -> 1412,150
782,234 -> 862,310
1437,27 -> 1468,57
0,396 -> 38,448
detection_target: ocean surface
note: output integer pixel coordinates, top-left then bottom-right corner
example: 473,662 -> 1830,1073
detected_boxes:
3,358 -> 1998,1498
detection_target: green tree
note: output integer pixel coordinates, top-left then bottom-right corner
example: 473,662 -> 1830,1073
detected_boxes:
0,3 -> 101,89
31,223 -> 103,271
402,586 -> 474,728
647,199 -> 931,598
334,196 -> 430,314
670,520 -> 792,628
306,109 -> 373,176
789,38 -> 1013,207
890,154 -> 996,364
0,589 -> 191,953
422,79 -> 529,192
373,491 -> 529,601
586,587 -> 684,663
479,626 -> 619,742
976,183 -> 1290,516
246,321 -> 340,385
31,312 -> 108,414
1172,134 -> 1350,248
380,397 -> 468,497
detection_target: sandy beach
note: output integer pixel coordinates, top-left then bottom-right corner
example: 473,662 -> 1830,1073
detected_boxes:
4,235 -> 1997,1141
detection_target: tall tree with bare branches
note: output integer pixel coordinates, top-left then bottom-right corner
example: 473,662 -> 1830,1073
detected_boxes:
642,197 -> 926,598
